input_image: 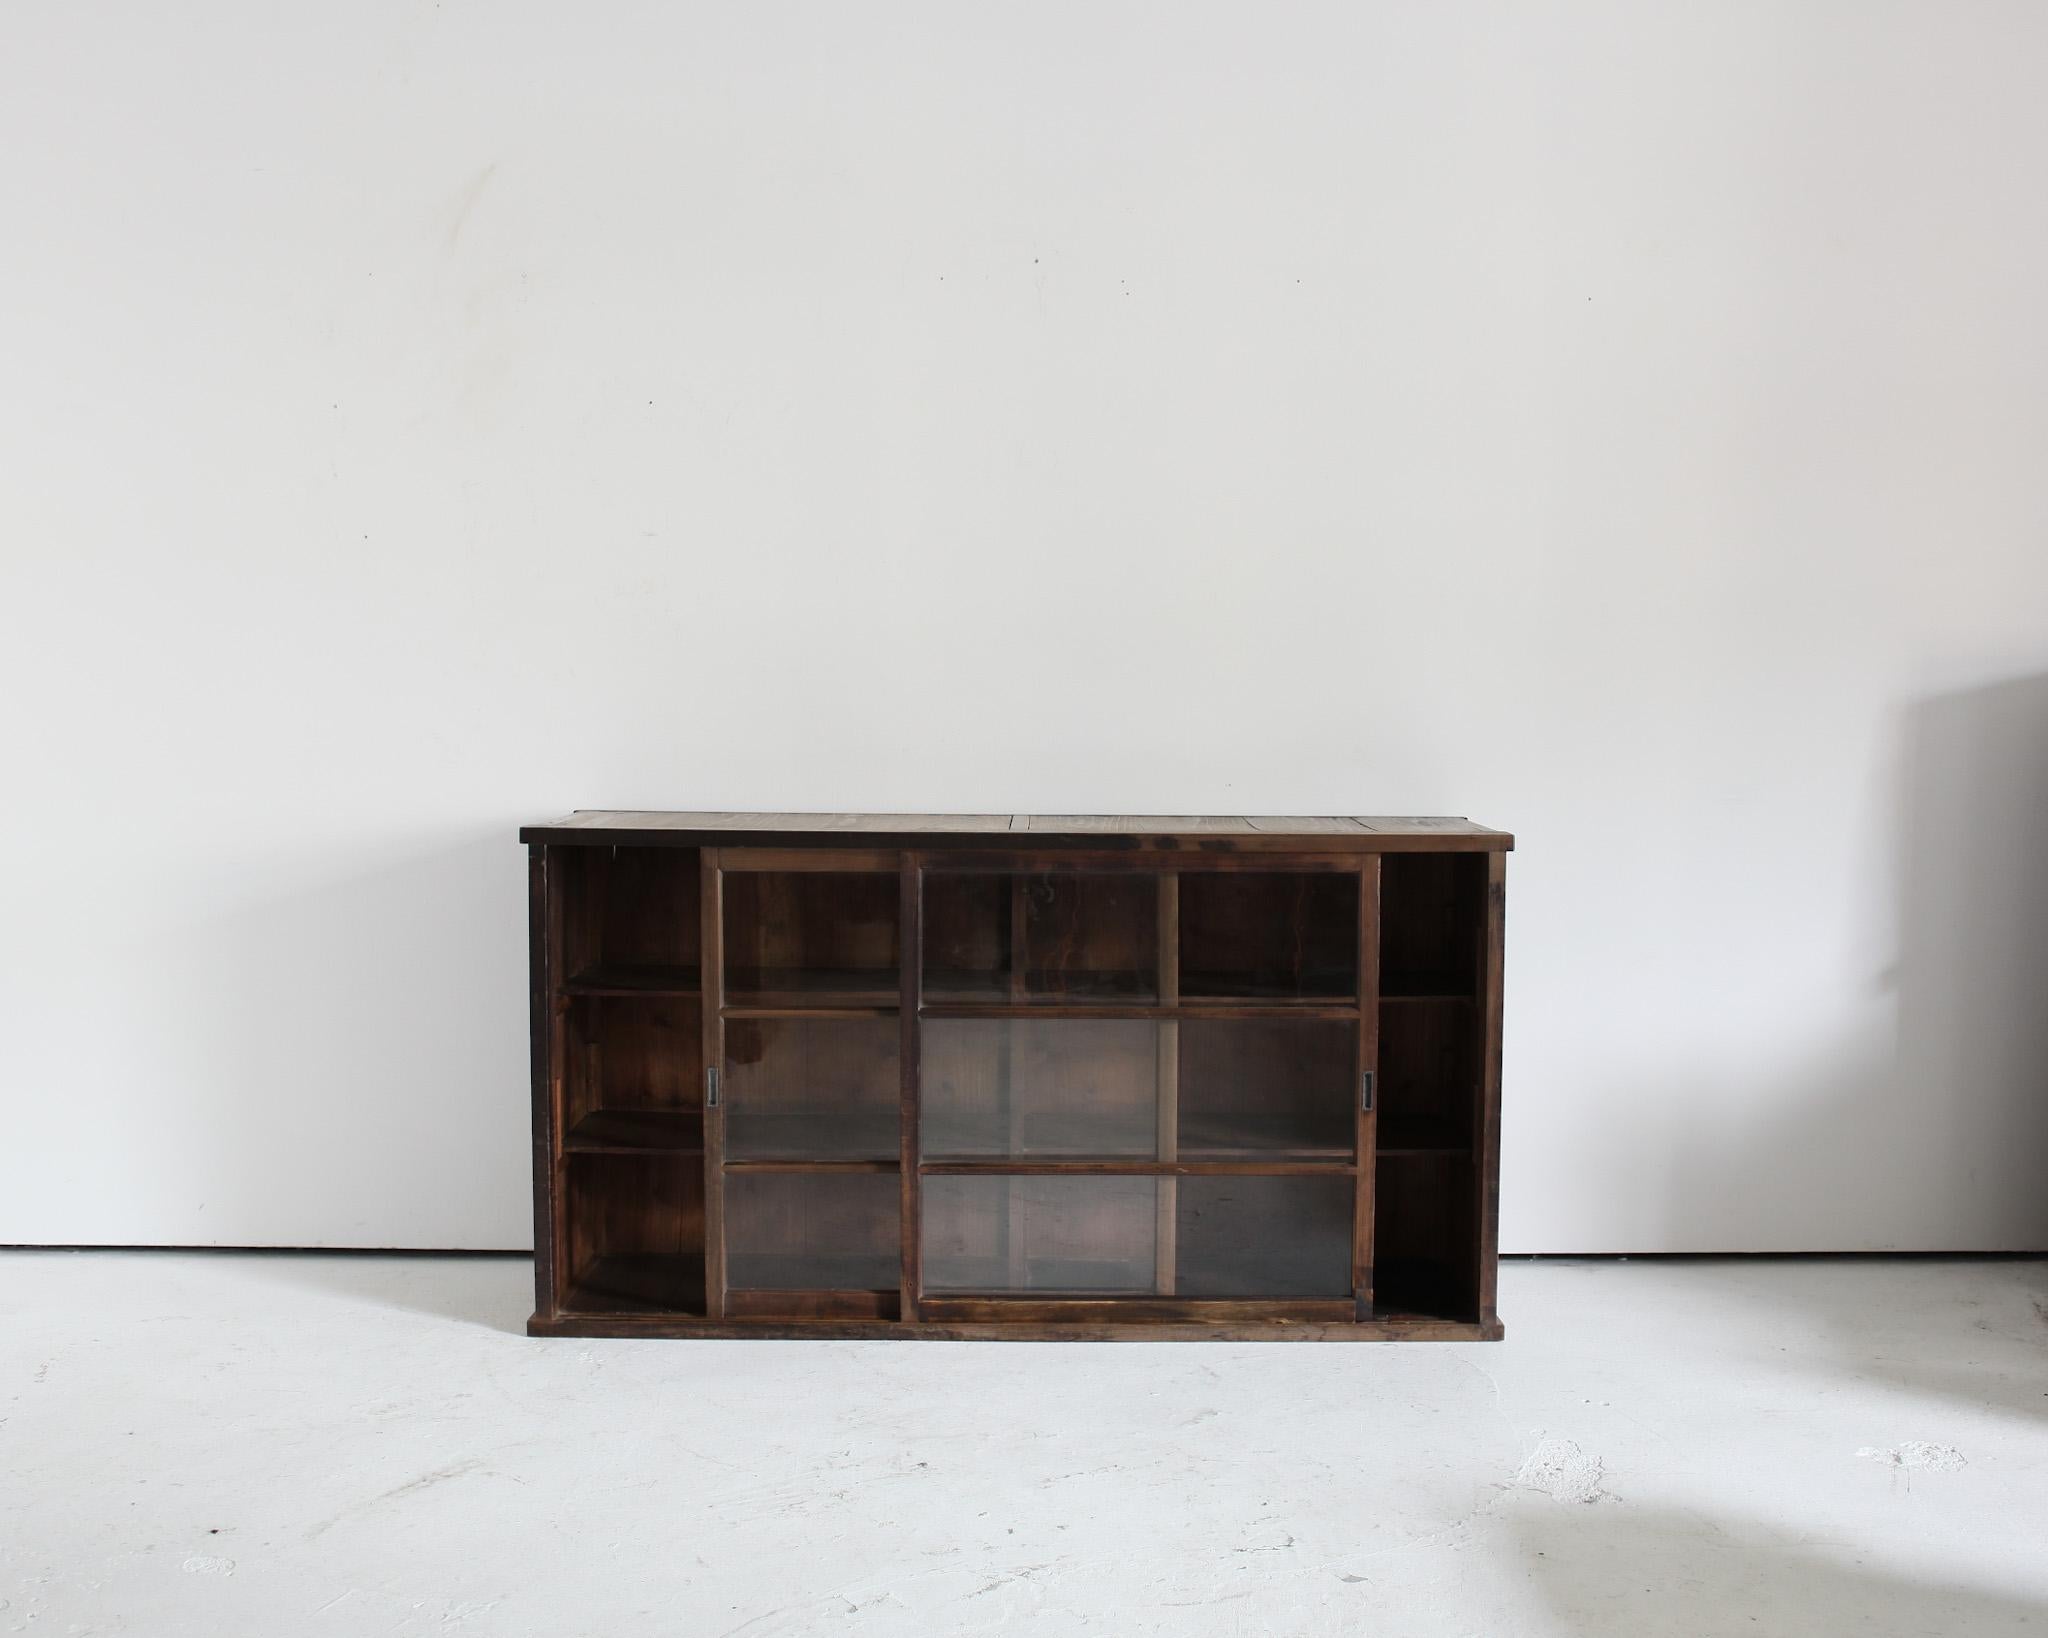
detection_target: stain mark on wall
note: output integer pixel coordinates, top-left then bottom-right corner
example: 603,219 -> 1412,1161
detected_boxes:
446,163 -> 499,251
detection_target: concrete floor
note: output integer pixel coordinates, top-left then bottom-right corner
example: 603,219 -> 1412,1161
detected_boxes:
2,1254 -> 2044,1636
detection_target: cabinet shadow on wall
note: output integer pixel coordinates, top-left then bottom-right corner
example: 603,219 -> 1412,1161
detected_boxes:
1656,668 -> 2048,1255
1636,670 -> 2048,1416
1890,669 -> 2048,1248
155,826 -> 533,1330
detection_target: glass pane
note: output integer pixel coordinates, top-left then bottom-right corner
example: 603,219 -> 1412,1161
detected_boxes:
923,1018 -> 1353,1161
723,871 -> 898,1002
1180,872 -> 1358,1001
923,1019 -> 1161,1159
923,1175 -> 1160,1294
1177,1019 -> 1354,1160
925,872 -> 1159,1002
1177,1176 -> 1352,1297
725,1172 -> 900,1290
725,1018 -> 899,1161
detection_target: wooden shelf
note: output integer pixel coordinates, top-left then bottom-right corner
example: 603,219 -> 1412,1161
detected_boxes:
921,1157 -> 1355,1176
723,967 -> 900,1007
916,1296 -> 1358,1325
562,1253 -> 706,1316
923,1240 -> 1351,1303
727,1251 -> 901,1292
923,1257 -> 1159,1296
925,1107 -> 1352,1168
922,1001 -> 1360,1021
565,1109 -> 705,1153
562,964 -> 701,997
725,1157 -> 900,1174
531,824 -> 1507,1340
924,969 -> 1159,1004
1179,1108 -> 1353,1162
1180,970 -> 1356,1003
1372,1255 -> 1479,1325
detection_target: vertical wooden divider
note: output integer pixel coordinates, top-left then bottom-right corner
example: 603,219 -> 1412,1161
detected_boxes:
580,1026 -> 601,1139
1475,851 -> 1507,1329
1155,872 -> 1180,1296
700,848 -> 726,1322
900,854 -> 924,1321
1354,856 -> 1383,1320
1004,873 -> 1028,1288
528,845 -> 560,1321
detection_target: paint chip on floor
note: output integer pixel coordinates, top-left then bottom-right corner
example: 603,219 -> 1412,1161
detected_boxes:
1514,1437 -> 1613,1504
1856,1442 -> 1967,1473
179,1556 -> 235,1577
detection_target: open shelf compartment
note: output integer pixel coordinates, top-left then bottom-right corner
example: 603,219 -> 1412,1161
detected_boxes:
1369,851 -> 1489,1320
560,1152 -> 706,1316
562,993 -> 704,1154
555,845 -> 701,995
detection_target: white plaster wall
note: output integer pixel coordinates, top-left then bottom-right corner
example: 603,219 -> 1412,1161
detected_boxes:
3,1 -> 2046,1250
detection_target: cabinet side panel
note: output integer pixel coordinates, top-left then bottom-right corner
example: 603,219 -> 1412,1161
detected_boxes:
529,844 -> 559,1321
1477,851 -> 1506,1324
702,849 -> 727,1321
900,855 -> 923,1319
1355,856 -> 1381,1319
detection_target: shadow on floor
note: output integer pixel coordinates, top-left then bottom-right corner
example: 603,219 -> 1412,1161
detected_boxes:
1511,1500 -> 2048,1637
1666,1254 -> 2048,1426
233,1249 -> 536,1336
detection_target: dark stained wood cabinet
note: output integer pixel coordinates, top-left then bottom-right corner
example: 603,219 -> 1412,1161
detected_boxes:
521,814 -> 1510,1341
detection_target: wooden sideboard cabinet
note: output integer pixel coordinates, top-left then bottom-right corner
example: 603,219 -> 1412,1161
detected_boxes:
520,813 -> 1510,1341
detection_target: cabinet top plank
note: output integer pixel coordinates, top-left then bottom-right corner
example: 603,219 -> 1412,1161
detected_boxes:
522,812 -> 1511,852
